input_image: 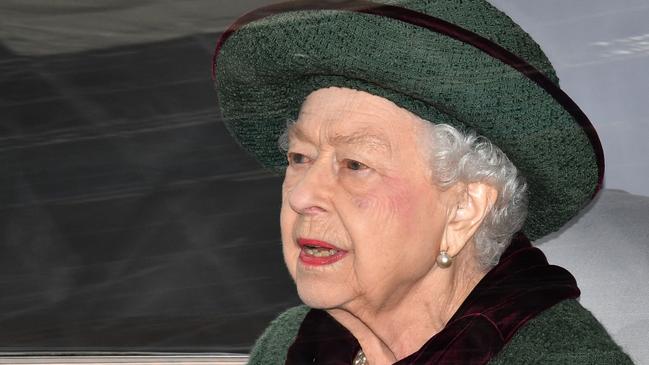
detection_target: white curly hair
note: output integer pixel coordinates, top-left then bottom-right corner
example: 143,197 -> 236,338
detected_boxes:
417,121 -> 528,269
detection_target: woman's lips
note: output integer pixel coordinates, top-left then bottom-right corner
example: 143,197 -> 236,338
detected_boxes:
297,238 -> 348,266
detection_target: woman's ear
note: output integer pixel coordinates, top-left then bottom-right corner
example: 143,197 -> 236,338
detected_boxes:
443,182 -> 497,256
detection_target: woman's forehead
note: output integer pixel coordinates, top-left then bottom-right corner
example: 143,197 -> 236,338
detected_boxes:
293,87 -> 424,146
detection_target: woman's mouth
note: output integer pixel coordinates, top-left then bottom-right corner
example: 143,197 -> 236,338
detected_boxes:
297,238 -> 348,266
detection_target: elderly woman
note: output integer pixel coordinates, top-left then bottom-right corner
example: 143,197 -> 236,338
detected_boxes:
212,0 -> 634,364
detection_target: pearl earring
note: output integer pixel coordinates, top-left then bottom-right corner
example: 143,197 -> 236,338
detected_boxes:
436,250 -> 453,268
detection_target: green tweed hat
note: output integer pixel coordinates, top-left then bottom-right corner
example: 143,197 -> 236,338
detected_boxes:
212,0 -> 604,241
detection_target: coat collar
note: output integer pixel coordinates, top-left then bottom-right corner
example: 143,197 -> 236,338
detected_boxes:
286,234 -> 580,365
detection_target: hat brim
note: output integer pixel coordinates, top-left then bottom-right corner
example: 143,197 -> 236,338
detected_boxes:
212,0 -> 603,241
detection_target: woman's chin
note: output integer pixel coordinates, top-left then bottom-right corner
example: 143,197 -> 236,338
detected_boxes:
291,251 -> 355,309
296,281 -> 350,310
298,295 -> 341,310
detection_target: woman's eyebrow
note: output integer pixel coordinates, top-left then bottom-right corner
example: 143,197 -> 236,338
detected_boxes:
287,123 -> 311,143
288,124 -> 392,155
329,131 -> 392,155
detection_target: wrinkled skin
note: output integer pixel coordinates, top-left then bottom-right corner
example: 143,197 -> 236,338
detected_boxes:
280,87 -> 493,363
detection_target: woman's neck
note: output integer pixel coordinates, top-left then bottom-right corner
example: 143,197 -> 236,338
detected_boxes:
327,250 -> 486,365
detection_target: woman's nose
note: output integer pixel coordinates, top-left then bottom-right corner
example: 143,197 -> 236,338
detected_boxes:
286,159 -> 333,216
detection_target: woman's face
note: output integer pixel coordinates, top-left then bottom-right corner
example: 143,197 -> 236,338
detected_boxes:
280,87 -> 452,311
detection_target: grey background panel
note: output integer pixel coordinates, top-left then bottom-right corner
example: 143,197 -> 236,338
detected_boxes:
490,0 -> 649,199
1,32 -> 299,351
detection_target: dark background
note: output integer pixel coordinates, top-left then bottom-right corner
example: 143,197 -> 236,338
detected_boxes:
0,32 -> 299,352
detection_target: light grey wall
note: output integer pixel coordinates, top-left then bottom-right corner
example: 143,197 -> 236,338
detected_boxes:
489,0 -> 649,196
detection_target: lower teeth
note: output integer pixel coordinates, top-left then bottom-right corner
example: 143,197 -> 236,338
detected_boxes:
305,247 -> 337,257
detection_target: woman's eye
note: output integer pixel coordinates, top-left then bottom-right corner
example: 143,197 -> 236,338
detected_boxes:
288,152 -> 309,165
345,159 -> 368,171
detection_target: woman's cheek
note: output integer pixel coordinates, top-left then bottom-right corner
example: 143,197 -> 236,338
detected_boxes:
350,194 -> 375,211
338,170 -> 376,196
337,173 -> 376,210
343,175 -> 415,222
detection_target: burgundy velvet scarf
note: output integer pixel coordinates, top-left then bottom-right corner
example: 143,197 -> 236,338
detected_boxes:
285,234 -> 580,364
